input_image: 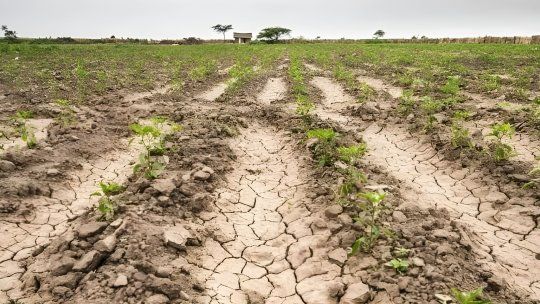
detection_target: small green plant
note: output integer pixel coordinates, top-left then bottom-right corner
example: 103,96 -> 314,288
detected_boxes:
54,99 -> 77,127
482,74 -> 501,92
420,96 -> 443,130
451,287 -> 491,304
91,181 -> 124,220
441,76 -> 461,95
337,143 -> 367,165
398,90 -> 416,115
130,117 -> 180,179
451,124 -> 472,149
523,160 -> 540,189
11,110 -> 37,149
394,247 -> 411,258
386,258 -> 409,274
349,191 -> 388,255
486,122 -> 516,162
306,128 -> 338,166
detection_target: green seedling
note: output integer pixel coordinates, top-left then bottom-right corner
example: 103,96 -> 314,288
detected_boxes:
394,247 -> 411,258
441,76 -> 461,95
486,122 -> 516,162
349,191 -> 387,255
306,128 -> 338,166
420,96 -> 443,131
130,117 -> 181,179
523,160 -> 540,189
11,110 -> 37,149
482,74 -> 501,92
398,90 -> 416,115
337,143 -> 367,165
386,258 -> 409,274
451,124 -> 472,149
451,287 -> 491,304
91,181 -> 124,221
54,99 -> 77,127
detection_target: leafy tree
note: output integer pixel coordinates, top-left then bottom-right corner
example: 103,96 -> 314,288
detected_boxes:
373,29 -> 385,39
1,25 -> 17,41
211,24 -> 233,42
257,27 -> 291,43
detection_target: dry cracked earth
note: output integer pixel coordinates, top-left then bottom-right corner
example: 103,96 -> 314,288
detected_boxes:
0,60 -> 539,304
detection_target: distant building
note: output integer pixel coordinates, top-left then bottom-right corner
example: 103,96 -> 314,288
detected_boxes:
233,32 -> 252,44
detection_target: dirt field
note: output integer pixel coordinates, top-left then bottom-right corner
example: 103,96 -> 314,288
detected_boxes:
0,42 -> 539,304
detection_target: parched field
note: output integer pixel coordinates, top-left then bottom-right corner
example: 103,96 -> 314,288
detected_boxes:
0,42 -> 539,304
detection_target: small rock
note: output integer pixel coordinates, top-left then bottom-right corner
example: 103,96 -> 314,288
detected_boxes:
133,272 -> 148,282
145,294 -> 169,304
46,168 -> 60,176
334,161 -> 348,171
152,178 -> 176,195
412,257 -> 425,267
328,248 -> 348,266
340,282 -> 370,304
0,160 -> 16,172
392,211 -> 407,223
338,213 -> 353,225
193,170 -> 211,181
113,274 -> 128,287
305,138 -> 319,149
163,225 -> 193,250
325,205 -> 343,218
72,250 -> 104,272
50,257 -> 75,276
397,277 -> 410,290
435,293 -> 452,304
110,218 -> 123,228
78,222 -> 108,238
94,234 -> 117,253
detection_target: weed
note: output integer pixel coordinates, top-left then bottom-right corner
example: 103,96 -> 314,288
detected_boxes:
337,143 -> 367,165
451,287 -> 491,304
394,247 -> 411,258
54,99 -> 77,127
420,96 -> 443,130
441,76 -> 461,95
523,160 -> 540,189
90,181 -> 124,221
386,258 -> 409,274
306,128 -> 338,166
482,74 -> 501,92
398,90 -> 416,115
349,191 -> 388,255
486,122 -> 516,162
11,110 -> 37,148
130,117 -> 180,179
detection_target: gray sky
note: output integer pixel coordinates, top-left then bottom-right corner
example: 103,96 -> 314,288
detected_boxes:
1,0 -> 539,39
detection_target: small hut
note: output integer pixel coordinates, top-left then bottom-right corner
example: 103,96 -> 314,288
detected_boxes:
233,32 -> 252,44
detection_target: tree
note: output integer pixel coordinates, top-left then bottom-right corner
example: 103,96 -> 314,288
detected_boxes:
1,25 -> 17,41
373,30 -> 385,39
257,27 -> 291,43
211,24 -> 233,42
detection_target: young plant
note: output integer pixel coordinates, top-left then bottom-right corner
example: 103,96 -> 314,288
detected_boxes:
523,160 -> 540,189
130,117 -> 180,179
420,96 -> 443,131
11,110 -> 37,148
306,128 -> 338,166
486,122 -> 516,162
441,76 -> 461,95
450,110 -> 473,149
91,181 -> 124,221
337,143 -> 367,165
386,258 -> 409,274
394,247 -> 411,258
451,287 -> 491,304
349,191 -> 388,255
398,90 -> 416,115
54,99 -> 77,127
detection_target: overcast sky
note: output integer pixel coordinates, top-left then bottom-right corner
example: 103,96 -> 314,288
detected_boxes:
1,0 -> 539,40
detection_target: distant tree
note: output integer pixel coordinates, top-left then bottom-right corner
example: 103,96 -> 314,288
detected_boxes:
316,36 -> 321,40
1,25 -> 17,41
110,35 -> 116,39
411,35 -> 418,40
257,27 -> 291,43
421,35 -> 428,39
373,30 -> 385,39
211,24 -> 233,42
